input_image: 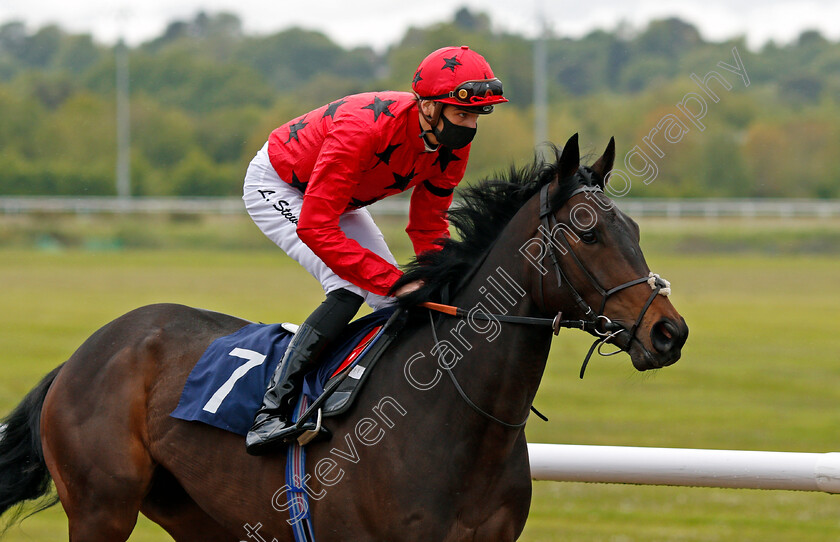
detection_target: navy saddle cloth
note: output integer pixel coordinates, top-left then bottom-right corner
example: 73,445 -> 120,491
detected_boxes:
171,307 -> 396,435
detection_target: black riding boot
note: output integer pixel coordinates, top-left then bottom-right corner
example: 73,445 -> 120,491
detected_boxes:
245,288 -> 364,455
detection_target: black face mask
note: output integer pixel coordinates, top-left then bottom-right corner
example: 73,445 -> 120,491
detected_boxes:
432,113 -> 476,149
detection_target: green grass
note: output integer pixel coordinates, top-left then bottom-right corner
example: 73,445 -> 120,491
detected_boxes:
522,252 -> 840,541
1,216 -> 840,540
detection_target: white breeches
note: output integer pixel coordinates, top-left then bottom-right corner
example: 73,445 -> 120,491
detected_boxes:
242,143 -> 397,310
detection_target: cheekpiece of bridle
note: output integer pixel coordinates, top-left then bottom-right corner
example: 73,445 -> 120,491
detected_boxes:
537,166 -> 672,378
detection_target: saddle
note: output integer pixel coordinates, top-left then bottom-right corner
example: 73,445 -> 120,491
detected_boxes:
170,307 -> 406,439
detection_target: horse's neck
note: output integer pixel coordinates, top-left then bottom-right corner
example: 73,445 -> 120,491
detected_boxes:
441,230 -> 554,437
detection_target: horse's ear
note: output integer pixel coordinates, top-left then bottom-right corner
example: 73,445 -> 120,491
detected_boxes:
557,133 -> 580,180
590,137 -> 616,188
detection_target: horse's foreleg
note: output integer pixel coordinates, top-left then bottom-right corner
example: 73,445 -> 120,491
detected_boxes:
472,512 -> 521,542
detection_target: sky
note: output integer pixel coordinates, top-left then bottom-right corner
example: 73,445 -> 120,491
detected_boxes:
1,0 -> 840,51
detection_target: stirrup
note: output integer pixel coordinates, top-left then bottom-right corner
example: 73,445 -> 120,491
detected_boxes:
296,408 -> 324,446
259,409 -> 330,447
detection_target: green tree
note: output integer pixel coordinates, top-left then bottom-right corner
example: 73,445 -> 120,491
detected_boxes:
0,85 -> 44,157
1,9 -> 840,199
130,97 -> 195,168
170,148 -> 238,196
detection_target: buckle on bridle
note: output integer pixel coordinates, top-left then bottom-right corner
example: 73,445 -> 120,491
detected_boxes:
551,312 -> 564,335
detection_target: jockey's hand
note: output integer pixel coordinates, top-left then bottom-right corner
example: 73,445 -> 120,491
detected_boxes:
394,279 -> 425,298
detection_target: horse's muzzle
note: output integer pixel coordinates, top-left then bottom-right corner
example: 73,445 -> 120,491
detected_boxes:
647,316 -> 689,368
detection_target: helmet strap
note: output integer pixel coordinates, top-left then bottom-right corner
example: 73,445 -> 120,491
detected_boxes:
418,99 -> 443,150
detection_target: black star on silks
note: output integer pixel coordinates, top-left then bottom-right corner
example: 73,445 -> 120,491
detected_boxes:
289,171 -> 307,193
386,168 -> 418,191
373,143 -> 401,167
433,146 -> 462,173
350,196 -> 380,208
412,70 -> 423,84
442,55 -> 462,72
362,96 -> 396,122
323,99 -> 347,119
285,116 -> 308,144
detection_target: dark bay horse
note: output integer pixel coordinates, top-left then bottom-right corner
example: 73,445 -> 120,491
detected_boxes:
0,134 -> 687,541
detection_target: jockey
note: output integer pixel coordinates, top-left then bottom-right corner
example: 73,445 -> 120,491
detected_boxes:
242,45 -> 508,455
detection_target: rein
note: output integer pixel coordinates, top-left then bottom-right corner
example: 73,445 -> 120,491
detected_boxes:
420,301 -> 618,336
427,310 -> 530,429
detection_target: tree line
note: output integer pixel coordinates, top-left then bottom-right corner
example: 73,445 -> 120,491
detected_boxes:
0,8 -> 838,198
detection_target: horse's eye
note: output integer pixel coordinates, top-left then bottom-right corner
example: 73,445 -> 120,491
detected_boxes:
580,231 -> 598,245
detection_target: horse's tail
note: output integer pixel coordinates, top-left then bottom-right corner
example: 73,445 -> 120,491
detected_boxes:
0,364 -> 62,531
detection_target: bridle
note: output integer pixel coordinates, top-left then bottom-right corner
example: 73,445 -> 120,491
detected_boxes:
536,168 -> 671,378
422,167 -> 671,428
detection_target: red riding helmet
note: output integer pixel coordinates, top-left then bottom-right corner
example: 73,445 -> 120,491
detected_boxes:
412,45 -> 508,114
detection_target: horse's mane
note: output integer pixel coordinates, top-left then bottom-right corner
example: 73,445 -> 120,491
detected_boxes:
393,145 -> 597,306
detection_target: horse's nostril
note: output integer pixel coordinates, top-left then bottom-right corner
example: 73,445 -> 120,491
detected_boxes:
651,319 -> 679,354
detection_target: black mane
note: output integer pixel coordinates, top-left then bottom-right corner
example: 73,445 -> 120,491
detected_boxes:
392,145 -> 598,306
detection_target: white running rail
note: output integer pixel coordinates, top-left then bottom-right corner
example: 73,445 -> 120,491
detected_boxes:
528,443 -> 840,494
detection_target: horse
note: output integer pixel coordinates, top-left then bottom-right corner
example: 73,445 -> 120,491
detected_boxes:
0,134 -> 687,541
